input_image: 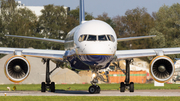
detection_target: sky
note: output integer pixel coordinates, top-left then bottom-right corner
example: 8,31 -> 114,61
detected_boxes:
16,0 -> 180,18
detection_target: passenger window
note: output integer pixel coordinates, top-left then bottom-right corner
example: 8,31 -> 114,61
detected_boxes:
87,35 -> 97,41
98,35 -> 107,41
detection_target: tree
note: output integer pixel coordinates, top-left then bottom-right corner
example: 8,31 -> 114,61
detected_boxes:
149,28 -> 165,48
151,3 -> 180,59
68,7 -> 94,22
7,7 -> 38,48
38,4 -> 67,50
0,0 -> 40,48
0,0 -> 17,47
153,3 -> 180,48
96,12 -> 115,28
112,7 -> 155,49
0,15 -> 4,47
65,6 -> 94,37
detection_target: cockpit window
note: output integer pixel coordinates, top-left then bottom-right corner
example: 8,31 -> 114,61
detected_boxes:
87,35 -> 97,41
98,35 -> 107,41
107,35 -> 115,42
82,35 -> 87,41
79,35 -> 87,42
79,34 -> 115,42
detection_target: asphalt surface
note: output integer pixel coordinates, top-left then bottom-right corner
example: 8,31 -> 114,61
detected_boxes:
0,90 -> 180,96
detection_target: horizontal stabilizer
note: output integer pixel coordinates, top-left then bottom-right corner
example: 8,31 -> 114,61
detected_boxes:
5,35 -> 65,43
117,35 -> 156,42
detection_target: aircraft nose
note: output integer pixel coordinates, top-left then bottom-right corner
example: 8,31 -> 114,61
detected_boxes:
79,42 -> 116,55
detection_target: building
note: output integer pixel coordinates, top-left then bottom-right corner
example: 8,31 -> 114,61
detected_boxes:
16,1 -> 70,17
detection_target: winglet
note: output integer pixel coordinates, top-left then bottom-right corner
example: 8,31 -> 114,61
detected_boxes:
79,0 -> 85,24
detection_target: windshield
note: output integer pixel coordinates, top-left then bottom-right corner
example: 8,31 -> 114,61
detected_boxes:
79,34 -> 115,42
98,35 -> 107,41
87,35 -> 97,41
78,35 -> 87,42
107,35 -> 115,42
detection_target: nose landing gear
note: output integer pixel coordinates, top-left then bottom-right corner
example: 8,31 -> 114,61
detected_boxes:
88,71 -> 101,94
89,85 -> 100,94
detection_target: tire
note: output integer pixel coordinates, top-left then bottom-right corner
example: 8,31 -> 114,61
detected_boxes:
96,85 -> 101,94
41,82 -> 46,92
120,82 -> 125,92
88,85 -> 97,94
129,82 -> 134,92
50,82 -> 55,92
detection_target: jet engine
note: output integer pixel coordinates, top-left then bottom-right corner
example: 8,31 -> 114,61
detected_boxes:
149,56 -> 174,83
4,56 -> 30,83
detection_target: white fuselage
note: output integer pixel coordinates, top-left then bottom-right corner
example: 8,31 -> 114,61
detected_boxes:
64,20 -> 117,70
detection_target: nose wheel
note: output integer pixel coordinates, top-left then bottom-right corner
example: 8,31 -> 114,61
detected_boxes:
88,70 -> 101,94
88,85 -> 100,94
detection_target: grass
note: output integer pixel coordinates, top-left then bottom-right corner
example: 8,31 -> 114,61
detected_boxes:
0,84 -> 180,101
1,83 -> 180,91
0,96 -> 180,101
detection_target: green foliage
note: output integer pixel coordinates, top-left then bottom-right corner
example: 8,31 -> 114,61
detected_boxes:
0,0 -> 42,49
153,4 -> 180,48
152,3 -> 180,59
69,7 -> 94,21
39,4 -> 67,50
149,28 -> 165,48
7,8 -> 38,48
112,7 -> 155,50
96,12 -> 115,28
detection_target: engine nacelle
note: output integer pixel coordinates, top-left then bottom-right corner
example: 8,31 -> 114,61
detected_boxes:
149,56 -> 174,83
4,56 -> 31,83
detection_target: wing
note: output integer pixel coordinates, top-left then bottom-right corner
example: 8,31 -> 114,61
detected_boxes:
5,35 -> 65,43
116,47 -> 180,60
0,47 -> 65,61
117,35 -> 156,42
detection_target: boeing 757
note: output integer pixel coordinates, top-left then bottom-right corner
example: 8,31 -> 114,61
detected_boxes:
0,0 -> 178,94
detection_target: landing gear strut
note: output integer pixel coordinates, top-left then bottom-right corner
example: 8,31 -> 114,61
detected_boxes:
120,59 -> 134,92
41,59 -> 58,92
88,70 -> 101,94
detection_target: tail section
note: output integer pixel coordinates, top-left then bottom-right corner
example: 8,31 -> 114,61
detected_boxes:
79,0 -> 85,24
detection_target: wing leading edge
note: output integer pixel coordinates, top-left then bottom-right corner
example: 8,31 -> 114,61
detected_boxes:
117,35 -> 156,42
116,47 -> 180,60
0,47 -> 65,61
5,35 -> 65,43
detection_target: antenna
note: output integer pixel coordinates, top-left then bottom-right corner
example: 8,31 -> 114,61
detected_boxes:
79,0 -> 85,24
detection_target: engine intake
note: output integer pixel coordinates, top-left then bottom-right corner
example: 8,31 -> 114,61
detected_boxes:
149,56 -> 174,83
4,56 -> 30,83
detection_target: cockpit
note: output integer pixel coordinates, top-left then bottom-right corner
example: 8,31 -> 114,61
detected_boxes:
78,34 -> 115,42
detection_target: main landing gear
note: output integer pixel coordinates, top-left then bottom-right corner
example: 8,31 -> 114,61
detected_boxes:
41,59 -> 59,92
120,59 -> 134,92
88,70 -> 101,94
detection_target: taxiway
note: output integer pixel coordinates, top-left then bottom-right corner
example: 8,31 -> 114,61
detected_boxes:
0,90 -> 180,96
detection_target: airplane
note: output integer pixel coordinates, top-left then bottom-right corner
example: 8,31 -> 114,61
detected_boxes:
0,0 -> 178,94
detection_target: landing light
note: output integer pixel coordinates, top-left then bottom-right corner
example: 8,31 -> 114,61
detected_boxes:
92,73 -> 96,79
